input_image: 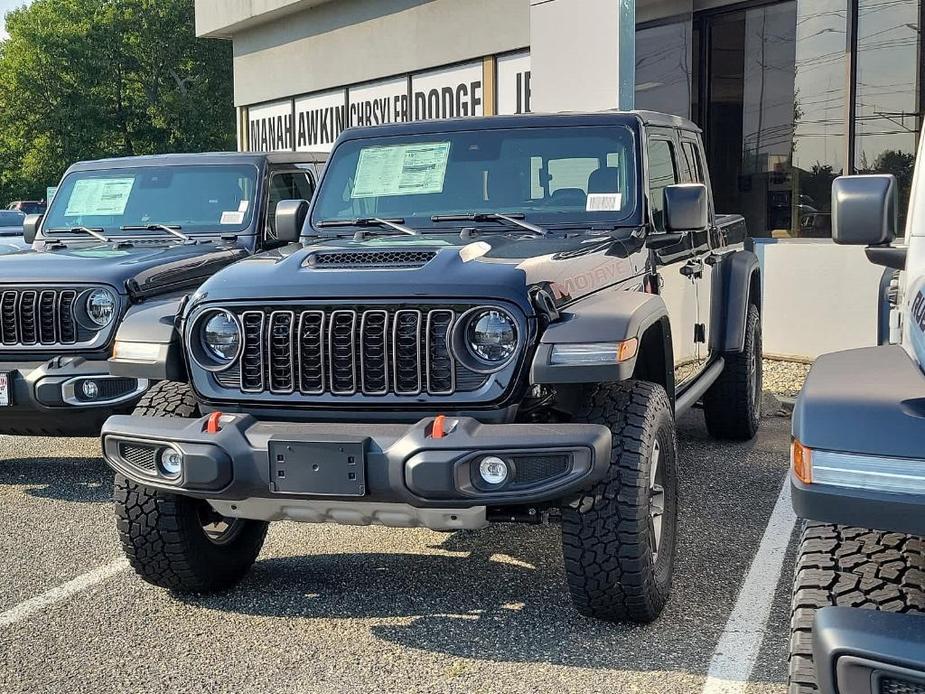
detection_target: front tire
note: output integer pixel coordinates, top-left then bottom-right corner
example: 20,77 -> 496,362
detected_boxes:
789,523 -> 925,692
114,380 -> 268,592
703,303 -> 762,440
561,380 -> 679,623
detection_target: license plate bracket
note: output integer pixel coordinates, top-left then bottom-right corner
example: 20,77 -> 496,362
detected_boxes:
268,438 -> 367,496
0,373 -> 9,407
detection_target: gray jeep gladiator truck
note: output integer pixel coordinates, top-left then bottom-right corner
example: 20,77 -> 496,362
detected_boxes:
102,111 -> 760,623
789,171 -> 925,690
0,152 -> 323,435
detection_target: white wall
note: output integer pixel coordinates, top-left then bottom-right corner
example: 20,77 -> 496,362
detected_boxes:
757,241 -> 886,360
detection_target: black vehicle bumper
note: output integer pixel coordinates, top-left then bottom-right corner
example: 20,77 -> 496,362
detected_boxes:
101,413 -> 612,529
791,345 -> 925,534
0,357 -> 148,436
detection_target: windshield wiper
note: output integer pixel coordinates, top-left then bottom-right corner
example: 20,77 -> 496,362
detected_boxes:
431,213 -> 548,237
120,224 -> 190,242
316,217 -> 420,239
47,226 -> 109,242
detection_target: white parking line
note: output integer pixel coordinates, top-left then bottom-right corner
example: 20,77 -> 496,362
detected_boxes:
701,478 -> 798,694
0,559 -> 128,628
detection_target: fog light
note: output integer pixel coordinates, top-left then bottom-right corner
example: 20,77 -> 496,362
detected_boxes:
479,456 -> 510,485
159,448 -> 183,478
81,380 -> 99,400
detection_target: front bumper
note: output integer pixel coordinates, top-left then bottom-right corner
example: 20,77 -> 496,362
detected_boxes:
101,413 -> 612,528
0,357 -> 148,436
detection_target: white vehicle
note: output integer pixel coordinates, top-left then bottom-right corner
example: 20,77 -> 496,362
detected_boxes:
788,131 -> 925,692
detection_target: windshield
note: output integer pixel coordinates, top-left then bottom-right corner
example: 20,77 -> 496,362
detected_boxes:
43,164 -> 258,235
311,125 -> 639,231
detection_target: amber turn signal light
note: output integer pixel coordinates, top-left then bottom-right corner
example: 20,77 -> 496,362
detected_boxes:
791,439 -> 812,484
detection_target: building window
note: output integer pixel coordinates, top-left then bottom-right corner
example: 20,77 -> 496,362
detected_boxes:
854,0 -> 920,222
635,19 -> 694,119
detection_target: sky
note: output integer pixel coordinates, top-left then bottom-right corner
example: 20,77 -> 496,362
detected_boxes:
0,0 -> 29,40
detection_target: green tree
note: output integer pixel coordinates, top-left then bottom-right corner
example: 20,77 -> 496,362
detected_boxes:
0,0 -> 235,204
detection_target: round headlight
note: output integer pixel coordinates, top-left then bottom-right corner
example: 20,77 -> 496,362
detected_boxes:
201,311 -> 240,363
86,288 -> 116,327
466,309 -> 517,363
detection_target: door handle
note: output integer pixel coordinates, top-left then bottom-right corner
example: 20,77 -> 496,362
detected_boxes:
680,259 -> 703,278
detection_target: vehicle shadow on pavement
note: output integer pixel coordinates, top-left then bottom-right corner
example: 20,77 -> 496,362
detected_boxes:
175,413 -> 792,678
0,455 -> 113,503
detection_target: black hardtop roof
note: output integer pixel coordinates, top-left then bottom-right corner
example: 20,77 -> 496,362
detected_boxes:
66,150 -> 327,173
337,110 -> 701,143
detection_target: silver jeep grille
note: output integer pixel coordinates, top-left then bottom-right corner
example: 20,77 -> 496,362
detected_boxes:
0,288 -> 80,347
209,305 -> 502,399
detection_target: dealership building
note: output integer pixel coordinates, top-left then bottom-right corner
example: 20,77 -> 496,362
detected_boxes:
194,0 -> 922,357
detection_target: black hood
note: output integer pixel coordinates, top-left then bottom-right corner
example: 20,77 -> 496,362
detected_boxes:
191,232 -> 648,314
0,239 -> 248,296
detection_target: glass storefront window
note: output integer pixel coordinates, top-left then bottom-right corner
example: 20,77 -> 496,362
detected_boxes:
855,0 -> 920,223
635,19 -> 694,119
791,0 -> 848,237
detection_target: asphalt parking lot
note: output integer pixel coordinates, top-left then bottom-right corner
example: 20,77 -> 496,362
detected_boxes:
0,405 -> 797,694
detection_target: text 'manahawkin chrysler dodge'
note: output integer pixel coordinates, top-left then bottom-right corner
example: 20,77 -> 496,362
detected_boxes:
0,152 -> 323,435
103,111 -> 760,622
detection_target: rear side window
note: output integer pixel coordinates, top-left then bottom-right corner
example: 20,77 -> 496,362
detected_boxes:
266,170 -> 315,239
682,141 -> 704,183
647,139 -> 678,231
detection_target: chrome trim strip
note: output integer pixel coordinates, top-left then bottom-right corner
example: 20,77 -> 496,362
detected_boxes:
328,309 -> 357,395
392,309 -> 422,395
61,376 -> 150,406
425,309 -> 456,396
297,310 -> 326,395
359,309 -> 389,395
267,310 -> 295,394
240,311 -> 266,393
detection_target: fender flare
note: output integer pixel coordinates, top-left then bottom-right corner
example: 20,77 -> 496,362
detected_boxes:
714,249 -> 761,354
531,290 -> 672,386
108,292 -> 188,381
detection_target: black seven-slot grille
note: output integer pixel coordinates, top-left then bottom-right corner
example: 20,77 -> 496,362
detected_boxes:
214,305 -> 495,397
0,288 -> 80,347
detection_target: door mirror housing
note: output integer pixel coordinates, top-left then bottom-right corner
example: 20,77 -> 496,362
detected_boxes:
22,214 -> 43,244
274,199 -> 309,243
663,184 -> 709,232
832,174 -> 898,246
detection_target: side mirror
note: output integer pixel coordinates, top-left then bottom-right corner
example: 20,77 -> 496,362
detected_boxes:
832,174 -> 898,246
274,199 -> 309,243
22,214 -> 43,244
664,183 -> 709,232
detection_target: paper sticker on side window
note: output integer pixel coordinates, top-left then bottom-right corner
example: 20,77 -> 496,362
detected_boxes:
351,142 -> 451,198
64,178 -> 136,216
586,193 -> 623,212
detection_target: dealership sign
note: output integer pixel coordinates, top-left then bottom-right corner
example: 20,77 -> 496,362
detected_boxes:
245,52 -> 532,152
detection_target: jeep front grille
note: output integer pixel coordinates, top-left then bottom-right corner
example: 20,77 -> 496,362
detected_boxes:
208,305 -> 507,400
0,288 -> 81,347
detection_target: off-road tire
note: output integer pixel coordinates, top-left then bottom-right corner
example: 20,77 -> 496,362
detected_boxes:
561,380 -> 679,623
132,380 -> 199,418
789,523 -> 925,693
703,303 -> 762,440
114,380 -> 268,592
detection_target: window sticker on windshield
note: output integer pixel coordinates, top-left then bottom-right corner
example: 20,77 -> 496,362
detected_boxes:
586,193 -> 623,212
220,211 -> 245,225
64,177 -> 136,216
351,142 -> 451,198
238,200 -> 250,213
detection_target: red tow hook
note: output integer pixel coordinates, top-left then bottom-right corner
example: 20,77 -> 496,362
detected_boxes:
430,414 -> 447,439
205,411 -> 224,434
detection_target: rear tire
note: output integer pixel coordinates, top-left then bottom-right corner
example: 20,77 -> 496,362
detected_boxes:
703,303 -> 762,440
561,380 -> 678,623
114,380 -> 268,592
788,523 -> 925,693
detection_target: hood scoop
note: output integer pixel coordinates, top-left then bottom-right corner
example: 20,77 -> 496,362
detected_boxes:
305,249 -> 437,269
